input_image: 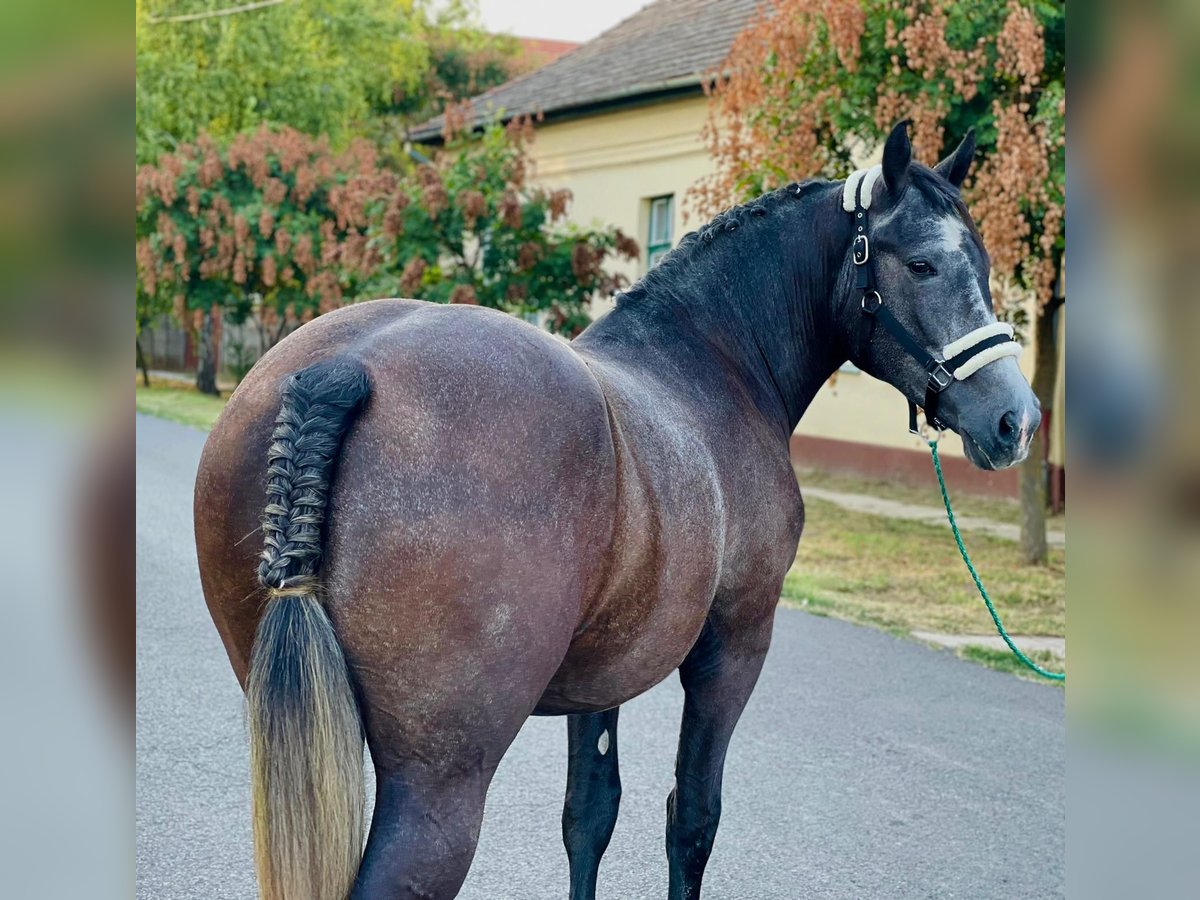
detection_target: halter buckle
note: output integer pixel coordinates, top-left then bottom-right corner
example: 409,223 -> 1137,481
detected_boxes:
852,235 -> 870,265
860,291 -> 882,314
928,363 -> 953,391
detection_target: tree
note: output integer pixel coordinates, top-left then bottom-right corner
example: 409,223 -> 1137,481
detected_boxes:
135,127 -> 391,393
135,122 -> 638,392
381,16 -> 526,128
363,121 -> 640,336
695,0 -> 1065,563
136,284 -> 171,387
135,0 -> 428,164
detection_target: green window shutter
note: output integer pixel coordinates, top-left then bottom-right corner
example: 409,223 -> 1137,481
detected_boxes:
647,195 -> 673,268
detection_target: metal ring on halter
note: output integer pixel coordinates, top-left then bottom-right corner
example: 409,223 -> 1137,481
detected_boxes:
860,291 -> 882,313
919,416 -> 944,443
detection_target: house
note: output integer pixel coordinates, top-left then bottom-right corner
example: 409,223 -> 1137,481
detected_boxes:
413,0 -> 1054,497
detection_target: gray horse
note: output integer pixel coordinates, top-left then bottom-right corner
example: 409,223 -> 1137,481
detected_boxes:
194,121 -> 1038,900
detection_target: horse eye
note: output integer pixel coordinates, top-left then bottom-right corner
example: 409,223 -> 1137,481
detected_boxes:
907,260 -> 935,276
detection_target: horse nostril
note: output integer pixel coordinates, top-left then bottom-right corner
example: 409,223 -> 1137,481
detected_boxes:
999,410 -> 1018,440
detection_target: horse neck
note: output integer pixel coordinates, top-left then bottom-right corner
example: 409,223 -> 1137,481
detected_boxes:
579,184 -> 853,438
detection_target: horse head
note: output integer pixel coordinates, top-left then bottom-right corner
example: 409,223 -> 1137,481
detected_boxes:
840,121 -> 1041,470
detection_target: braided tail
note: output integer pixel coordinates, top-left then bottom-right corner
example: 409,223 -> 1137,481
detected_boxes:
247,358 -> 371,900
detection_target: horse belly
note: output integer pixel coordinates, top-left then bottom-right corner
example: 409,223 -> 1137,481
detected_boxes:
534,583 -> 714,714
534,519 -> 722,714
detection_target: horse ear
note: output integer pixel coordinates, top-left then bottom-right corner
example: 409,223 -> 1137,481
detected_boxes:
881,120 -> 912,195
934,129 -> 976,189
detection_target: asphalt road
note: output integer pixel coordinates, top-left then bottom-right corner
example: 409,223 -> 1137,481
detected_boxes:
136,413 -> 1064,899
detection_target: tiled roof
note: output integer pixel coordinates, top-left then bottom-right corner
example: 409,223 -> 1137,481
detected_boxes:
411,0 -> 763,142
516,37 -> 581,65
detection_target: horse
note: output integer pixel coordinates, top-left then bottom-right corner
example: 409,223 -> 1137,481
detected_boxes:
194,121 -> 1039,900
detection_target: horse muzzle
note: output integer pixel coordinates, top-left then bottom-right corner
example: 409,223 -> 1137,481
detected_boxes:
960,396 -> 1041,470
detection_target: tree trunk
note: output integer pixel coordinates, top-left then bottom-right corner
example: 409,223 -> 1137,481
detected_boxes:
195,305 -> 220,396
1019,295 -> 1062,564
135,335 -> 151,388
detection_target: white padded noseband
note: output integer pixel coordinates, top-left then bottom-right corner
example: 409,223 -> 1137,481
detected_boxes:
942,322 -> 1022,380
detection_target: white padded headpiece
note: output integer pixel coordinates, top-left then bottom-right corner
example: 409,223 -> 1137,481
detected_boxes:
842,165 -> 883,213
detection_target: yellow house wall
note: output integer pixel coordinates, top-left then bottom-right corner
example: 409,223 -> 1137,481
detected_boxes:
525,96 -> 712,313
524,97 -> 1041,460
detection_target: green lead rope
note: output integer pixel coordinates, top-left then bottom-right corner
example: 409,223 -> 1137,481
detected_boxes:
928,439 -> 1066,682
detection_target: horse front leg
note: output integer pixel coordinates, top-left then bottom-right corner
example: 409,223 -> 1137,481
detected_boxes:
666,618 -> 770,900
562,707 -> 622,900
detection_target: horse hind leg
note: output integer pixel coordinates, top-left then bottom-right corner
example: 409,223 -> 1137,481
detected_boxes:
352,763 -> 492,900
343,601 -> 575,898
562,708 -> 622,900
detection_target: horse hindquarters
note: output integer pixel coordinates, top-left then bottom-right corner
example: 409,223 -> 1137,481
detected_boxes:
198,302 -> 615,898
231,354 -> 505,900
325,437 -> 599,896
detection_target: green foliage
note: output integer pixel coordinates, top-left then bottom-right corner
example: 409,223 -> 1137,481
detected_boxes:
136,281 -> 173,333
701,0 -> 1066,304
362,124 -> 639,335
136,126 -> 387,337
135,0 -> 427,164
382,23 -> 523,125
135,123 -> 639,344
788,1 -> 1061,166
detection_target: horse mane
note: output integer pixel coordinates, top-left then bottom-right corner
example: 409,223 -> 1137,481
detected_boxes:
618,179 -> 834,305
616,164 -> 980,309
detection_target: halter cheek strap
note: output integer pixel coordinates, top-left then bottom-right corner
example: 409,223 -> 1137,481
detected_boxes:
846,167 -> 1022,434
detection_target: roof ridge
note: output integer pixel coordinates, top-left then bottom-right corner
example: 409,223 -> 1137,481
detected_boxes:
411,0 -> 762,143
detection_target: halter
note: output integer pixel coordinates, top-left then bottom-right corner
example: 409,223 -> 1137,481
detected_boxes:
845,166 -> 1022,435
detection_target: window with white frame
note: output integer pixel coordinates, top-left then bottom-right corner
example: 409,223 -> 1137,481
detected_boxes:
647,195 -> 673,269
